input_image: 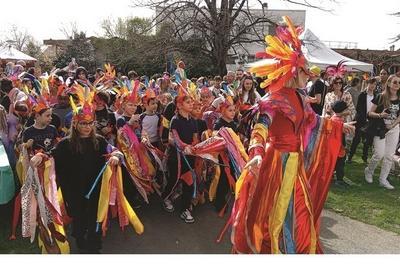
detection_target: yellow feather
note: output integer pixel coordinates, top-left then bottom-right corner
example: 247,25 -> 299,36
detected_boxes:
265,35 -> 293,59
267,65 -> 291,80
69,96 -> 78,115
283,15 -> 301,47
22,85 -> 30,95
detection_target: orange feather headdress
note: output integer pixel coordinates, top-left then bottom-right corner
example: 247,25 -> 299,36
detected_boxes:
250,16 -> 307,93
32,96 -> 50,114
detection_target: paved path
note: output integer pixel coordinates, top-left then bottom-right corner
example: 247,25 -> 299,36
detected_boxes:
68,200 -> 400,254
320,210 -> 400,254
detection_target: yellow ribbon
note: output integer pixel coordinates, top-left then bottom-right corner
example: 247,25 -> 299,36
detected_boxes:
269,153 -> 298,254
208,166 -> 221,201
97,165 -> 144,234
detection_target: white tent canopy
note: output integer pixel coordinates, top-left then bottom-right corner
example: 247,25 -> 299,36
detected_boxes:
301,29 -> 373,72
246,29 -> 373,73
0,44 -> 37,62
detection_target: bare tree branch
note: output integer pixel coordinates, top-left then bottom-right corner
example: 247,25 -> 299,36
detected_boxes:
3,25 -> 34,51
283,0 -> 334,12
59,22 -> 79,39
131,0 -> 335,74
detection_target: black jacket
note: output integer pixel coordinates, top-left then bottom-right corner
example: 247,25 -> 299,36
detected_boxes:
355,91 -> 376,126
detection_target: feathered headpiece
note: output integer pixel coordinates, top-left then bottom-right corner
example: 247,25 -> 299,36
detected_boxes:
249,16 -> 306,93
175,80 -> 190,104
142,87 -> 156,104
188,82 -> 200,100
93,63 -> 116,88
69,83 -> 95,122
200,86 -> 212,96
326,60 -> 347,79
218,90 -> 235,112
31,95 -> 50,114
117,80 -> 141,107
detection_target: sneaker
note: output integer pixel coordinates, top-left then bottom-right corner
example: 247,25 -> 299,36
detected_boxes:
364,167 -> 373,184
379,180 -> 395,190
180,209 -> 195,223
163,199 -> 175,212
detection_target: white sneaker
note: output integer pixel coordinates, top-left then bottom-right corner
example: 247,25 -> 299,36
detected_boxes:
180,209 -> 195,223
364,167 -> 373,183
163,199 -> 175,212
379,180 -> 395,190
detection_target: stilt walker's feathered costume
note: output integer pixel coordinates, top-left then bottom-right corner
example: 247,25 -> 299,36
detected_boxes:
229,16 -> 345,254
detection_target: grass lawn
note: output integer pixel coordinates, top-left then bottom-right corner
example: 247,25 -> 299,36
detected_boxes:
0,200 -> 40,254
326,148 -> 400,234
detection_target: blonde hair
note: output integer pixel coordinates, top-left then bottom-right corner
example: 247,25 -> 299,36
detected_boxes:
284,69 -> 305,88
381,74 -> 400,109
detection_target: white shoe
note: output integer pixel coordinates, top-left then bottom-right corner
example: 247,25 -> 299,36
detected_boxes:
163,199 -> 175,212
180,209 -> 195,223
364,167 -> 373,184
379,180 -> 395,190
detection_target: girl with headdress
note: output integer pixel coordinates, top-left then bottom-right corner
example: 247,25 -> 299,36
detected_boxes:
29,87 -> 143,253
229,16 -> 355,254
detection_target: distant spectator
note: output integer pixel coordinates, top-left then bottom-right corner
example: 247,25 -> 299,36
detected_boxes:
307,66 -> 327,115
345,77 -> 361,108
128,70 -> 139,81
375,69 -> 388,94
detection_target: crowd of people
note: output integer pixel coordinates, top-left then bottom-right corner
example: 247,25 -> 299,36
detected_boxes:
0,16 -> 398,254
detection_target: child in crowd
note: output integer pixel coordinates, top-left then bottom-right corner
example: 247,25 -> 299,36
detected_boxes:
140,89 -> 162,149
331,100 -> 350,187
212,95 -> 239,212
22,100 -> 58,154
116,94 -> 139,129
94,91 -> 116,144
162,93 -> 198,224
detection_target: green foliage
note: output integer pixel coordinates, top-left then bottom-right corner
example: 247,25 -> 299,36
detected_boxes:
101,17 -> 152,39
53,32 -> 96,72
93,18 -> 214,78
23,40 -> 53,73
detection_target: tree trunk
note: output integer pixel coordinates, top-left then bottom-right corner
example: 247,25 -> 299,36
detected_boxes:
215,53 -> 227,76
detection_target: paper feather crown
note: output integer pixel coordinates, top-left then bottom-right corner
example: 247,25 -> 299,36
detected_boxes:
69,82 -> 95,122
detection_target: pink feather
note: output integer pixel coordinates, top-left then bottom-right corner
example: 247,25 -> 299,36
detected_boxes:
326,60 -> 347,78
